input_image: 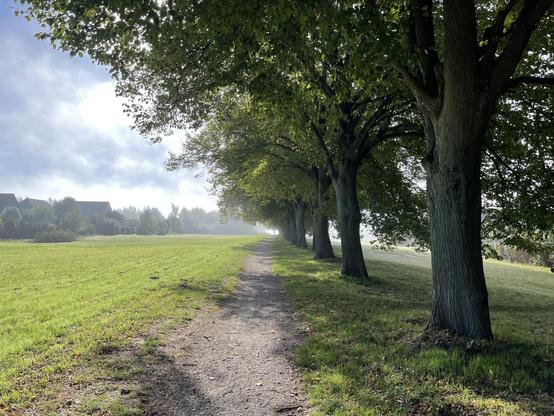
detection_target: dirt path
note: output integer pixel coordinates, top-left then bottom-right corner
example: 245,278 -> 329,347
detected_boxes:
144,239 -> 309,415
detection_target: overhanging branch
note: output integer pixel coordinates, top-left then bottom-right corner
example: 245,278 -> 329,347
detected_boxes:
506,76 -> 554,89
393,62 -> 439,115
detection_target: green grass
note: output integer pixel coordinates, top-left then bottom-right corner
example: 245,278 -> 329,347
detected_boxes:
0,234 -> 263,411
273,239 -> 554,416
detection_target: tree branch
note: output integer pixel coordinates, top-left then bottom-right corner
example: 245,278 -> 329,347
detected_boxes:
491,0 -> 554,98
303,110 -> 337,177
506,75 -> 554,89
409,0 -> 440,94
265,150 -> 314,177
393,62 -> 439,115
479,0 -> 519,71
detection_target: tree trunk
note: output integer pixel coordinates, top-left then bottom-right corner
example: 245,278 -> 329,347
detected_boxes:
287,211 -> 297,245
419,2 -> 492,339
282,207 -> 297,245
295,201 -> 308,248
423,83 -> 493,338
313,169 -> 334,259
313,214 -> 334,259
309,203 -> 316,251
332,163 -> 368,278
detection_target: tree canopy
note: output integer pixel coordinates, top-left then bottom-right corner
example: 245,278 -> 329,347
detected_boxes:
18,0 -> 553,339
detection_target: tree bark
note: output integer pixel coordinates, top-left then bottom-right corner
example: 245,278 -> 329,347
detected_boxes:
283,207 -> 297,245
332,163 -> 368,278
313,169 -> 334,259
288,214 -> 297,245
294,201 -> 308,248
425,114 -> 492,339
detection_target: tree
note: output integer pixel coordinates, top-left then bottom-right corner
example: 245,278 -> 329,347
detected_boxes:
236,3 -> 424,275
1,208 -> 21,239
16,213 -> 35,239
53,197 -> 82,232
170,94 -> 316,248
167,204 -> 184,234
137,208 -> 155,235
118,206 -> 139,221
390,0 -> 553,338
137,207 -> 167,235
30,205 -> 55,233
92,214 -> 121,235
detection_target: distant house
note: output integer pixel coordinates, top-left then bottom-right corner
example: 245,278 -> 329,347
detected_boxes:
77,201 -> 112,217
0,193 -> 21,216
19,198 -> 51,212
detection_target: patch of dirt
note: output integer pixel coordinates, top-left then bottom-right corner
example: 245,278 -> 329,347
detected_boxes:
52,240 -> 310,415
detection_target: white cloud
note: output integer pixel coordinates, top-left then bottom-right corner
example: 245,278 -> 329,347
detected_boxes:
55,81 -> 134,145
0,15 -> 218,213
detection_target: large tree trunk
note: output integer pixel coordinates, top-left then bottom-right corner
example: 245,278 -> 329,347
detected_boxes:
313,169 -> 334,259
425,116 -> 492,339
294,201 -> 308,248
421,2 -> 492,339
332,163 -> 368,278
421,25 -> 493,336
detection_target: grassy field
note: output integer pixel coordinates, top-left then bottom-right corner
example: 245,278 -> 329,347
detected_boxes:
0,235 -> 263,412
273,239 -> 554,416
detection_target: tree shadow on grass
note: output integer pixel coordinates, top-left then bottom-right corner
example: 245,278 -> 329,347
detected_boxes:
68,335 -> 221,416
272,239 -> 554,416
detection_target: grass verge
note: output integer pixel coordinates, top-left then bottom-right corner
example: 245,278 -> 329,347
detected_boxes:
273,239 -> 553,416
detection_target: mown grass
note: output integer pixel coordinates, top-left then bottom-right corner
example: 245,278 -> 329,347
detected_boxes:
273,239 -> 554,416
0,234 -> 263,412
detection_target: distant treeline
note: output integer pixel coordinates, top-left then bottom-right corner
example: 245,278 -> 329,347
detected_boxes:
0,197 -> 260,240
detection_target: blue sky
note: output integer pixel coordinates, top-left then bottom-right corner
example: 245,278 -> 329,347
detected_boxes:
0,3 -> 217,214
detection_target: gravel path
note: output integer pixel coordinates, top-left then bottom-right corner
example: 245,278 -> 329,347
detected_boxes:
148,239 -> 309,415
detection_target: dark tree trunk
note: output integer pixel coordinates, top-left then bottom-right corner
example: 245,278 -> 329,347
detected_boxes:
424,114 -> 492,339
420,2 -> 492,339
294,201 -> 308,248
282,207 -> 297,245
313,214 -> 334,259
309,203 -> 316,251
332,163 -> 368,278
287,212 -> 297,245
313,169 -> 334,259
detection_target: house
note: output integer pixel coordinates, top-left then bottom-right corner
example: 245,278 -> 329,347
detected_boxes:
19,198 -> 51,212
77,201 -> 112,217
0,193 -> 21,216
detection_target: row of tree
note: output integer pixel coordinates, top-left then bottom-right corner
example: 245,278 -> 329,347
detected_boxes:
0,197 -> 258,239
21,1 -> 553,339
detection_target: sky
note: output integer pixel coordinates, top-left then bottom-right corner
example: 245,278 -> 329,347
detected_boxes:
0,3 -> 218,215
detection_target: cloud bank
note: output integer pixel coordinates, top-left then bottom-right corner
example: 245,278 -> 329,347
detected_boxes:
0,4 -> 217,214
